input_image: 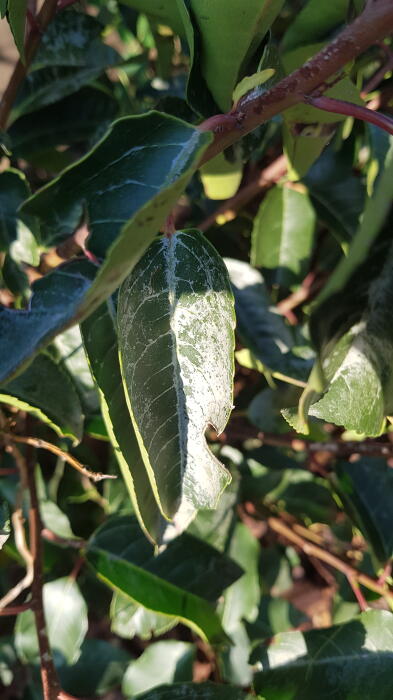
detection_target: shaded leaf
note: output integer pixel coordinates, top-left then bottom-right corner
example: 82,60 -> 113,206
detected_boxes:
9,86 -> 118,158
0,352 -> 84,443
12,11 -> 119,120
54,325 -> 98,415
120,0 -> 185,37
87,515 -> 242,643
8,0 -> 27,62
246,595 -> 308,640
122,641 -> 194,697
58,639 -> 131,697
225,258 -> 313,381
0,502 -> 11,551
15,577 -> 88,664
281,0 -> 350,51
335,458 -> 393,563
251,184 -> 315,287
0,169 -> 32,251
251,609 -> 393,699
118,230 -> 235,520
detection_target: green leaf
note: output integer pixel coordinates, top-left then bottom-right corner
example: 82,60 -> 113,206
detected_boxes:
0,168 -> 32,251
120,0 -> 185,37
232,69 -> 276,107
0,351 -> 84,442
11,11 -> 119,120
304,145 -> 366,243
40,500 -> 79,542
283,121 -> 337,182
0,259 -> 96,385
281,0 -> 350,51
180,0 -> 285,113
110,592 -> 177,640
8,0 -> 27,62
136,682 -> 248,700
15,577 -> 88,664
117,230 -> 235,520
87,515 -> 242,643
334,458 -> 393,563
58,639 -> 131,697
225,258 -> 313,382
1,113 -> 210,384
54,325 -> 98,415
200,152 -> 243,201
0,502 -> 11,551
9,87 -> 118,159
246,595 -> 308,640
81,301 -> 167,544
122,641 -> 195,697
251,184 -> 315,287
251,609 -> 393,699
187,467 -> 240,552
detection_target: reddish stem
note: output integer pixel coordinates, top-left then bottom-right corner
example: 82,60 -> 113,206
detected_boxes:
0,602 -> 32,616
304,95 -> 393,134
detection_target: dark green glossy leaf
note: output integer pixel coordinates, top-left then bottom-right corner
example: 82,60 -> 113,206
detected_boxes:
304,145 -> 366,242
251,609 -> 393,699
0,351 -> 84,442
0,169 -> 32,251
335,458 -> 393,563
53,325 -> 98,415
12,11 -> 119,120
15,577 -> 88,664
0,259 -> 96,384
122,641 -> 194,697
118,230 -> 235,520
251,184 -> 315,287
87,515 -> 242,643
58,639 -> 131,697
1,113 -> 210,384
9,87 -> 118,158
81,301 -> 167,544
120,0 -> 185,36
225,258 -> 313,382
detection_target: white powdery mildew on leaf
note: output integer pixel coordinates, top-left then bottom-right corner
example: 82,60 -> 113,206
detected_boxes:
118,230 -> 235,520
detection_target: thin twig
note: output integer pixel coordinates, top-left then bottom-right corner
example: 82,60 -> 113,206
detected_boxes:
267,516 -> 393,603
0,504 -> 34,610
0,602 -> 33,616
41,528 -> 86,549
199,155 -> 287,232
5,434 -> 117,482
0,0 -> 59,129
25,438 -> 62,700
277,271 -> 326,316
305,95 -> 393,135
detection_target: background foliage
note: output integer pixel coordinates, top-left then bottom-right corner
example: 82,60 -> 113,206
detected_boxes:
0,0 -> 393,699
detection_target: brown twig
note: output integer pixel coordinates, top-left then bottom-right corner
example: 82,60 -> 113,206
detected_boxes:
259,431 -> 393,459
198,0 -> 393,164
276,271 -> 326,316
5,434 -> 117,482
25,440 -> 62,700
199,155 -> 287,232
41,528 -> 86,549
0,0 -> 59,130
361,51 -> 393,97
0,602 -> 33,616
305,94 -> 393,134
267,516 -> 393,603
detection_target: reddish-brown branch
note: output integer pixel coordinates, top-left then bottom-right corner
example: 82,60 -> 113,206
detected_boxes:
0,602 -> 32,616
198,0 -> 393,164
0,0 -> 59,130
305,95 -> 393,134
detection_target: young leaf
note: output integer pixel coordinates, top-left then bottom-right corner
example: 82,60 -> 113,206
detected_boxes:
117,230 -> 235,521
15,577 -> 88,664
81,301 -> 168,544
87,515 -> 242,644
122,641 -> 194,697
200,151 -> 243,201
251,184 -> 315,287
0,352 -> 84,443
251,609 -> 393,700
